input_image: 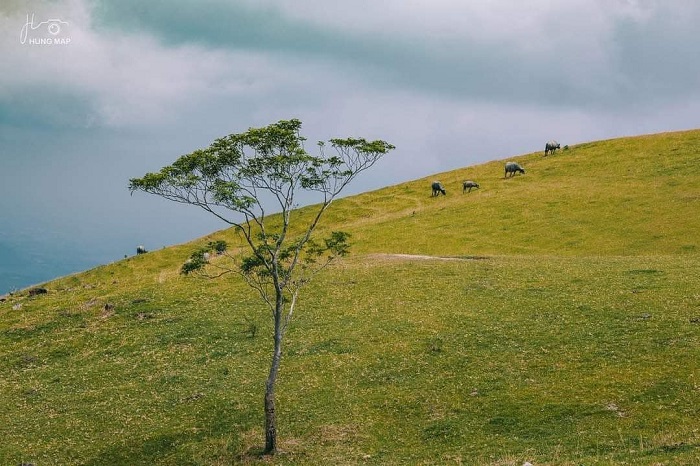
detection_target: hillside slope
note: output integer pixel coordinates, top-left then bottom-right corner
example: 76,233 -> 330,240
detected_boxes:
319,128 -> 699,257
1,129 -> 699,465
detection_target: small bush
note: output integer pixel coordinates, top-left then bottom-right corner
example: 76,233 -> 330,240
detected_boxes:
209,240 -> 228,254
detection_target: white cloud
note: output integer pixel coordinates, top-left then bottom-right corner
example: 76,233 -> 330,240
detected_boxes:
1,1 -> 328,128
4,0 -> 698,133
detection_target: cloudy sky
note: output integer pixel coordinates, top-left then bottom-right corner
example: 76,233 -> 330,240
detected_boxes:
1,0 -> 700,292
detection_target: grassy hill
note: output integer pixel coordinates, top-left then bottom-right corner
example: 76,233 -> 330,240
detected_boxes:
1,130 -> 699,465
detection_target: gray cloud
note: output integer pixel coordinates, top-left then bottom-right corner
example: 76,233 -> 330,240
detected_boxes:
610,3 -> 700,103
86,0 -> 700,111
4,0 -> 699,136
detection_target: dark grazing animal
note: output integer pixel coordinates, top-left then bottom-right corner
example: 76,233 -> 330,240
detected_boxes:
136,245 -> 148,255
431,181 -> 446,196
28,287 -> 48,296
504,162 -> 525,178
544,140 -> 561,156
462,180 -> 480,193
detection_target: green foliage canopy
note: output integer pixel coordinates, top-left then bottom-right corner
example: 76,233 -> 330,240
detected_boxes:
129,119 -> 394,299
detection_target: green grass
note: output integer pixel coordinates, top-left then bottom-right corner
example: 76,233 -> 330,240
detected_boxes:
2,130 -> 700,465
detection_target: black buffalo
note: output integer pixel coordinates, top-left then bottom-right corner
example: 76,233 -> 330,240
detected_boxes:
431,181 -> 446,196
504,162 -> 525,178
462,180 -> 480,193
544,140 -> 561,156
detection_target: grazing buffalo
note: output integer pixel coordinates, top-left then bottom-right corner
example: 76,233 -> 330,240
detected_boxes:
544,140 -> 561,156
462,180 -> 480,193
504,162 -> 525,178
28,287 -> 48,296
431,181 -> 446,196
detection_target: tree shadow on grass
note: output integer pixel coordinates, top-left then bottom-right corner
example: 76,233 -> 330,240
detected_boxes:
84,431 -> 293,465
82,408 -> 257,466
84,432 -> 195,466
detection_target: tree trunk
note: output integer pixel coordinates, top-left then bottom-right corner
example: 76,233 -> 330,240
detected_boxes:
264,380 -> 277,454
264,300 -> 284,455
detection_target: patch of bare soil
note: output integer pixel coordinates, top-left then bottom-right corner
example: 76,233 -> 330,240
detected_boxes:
367,254 -> 488,262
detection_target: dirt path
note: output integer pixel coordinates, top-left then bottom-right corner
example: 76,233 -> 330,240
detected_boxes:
367,253 -> 488,262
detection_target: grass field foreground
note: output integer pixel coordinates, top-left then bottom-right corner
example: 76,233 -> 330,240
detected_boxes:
1,130 -> 699,465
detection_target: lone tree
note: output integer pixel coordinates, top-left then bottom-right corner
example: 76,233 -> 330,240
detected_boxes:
129,119 -> 394,454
